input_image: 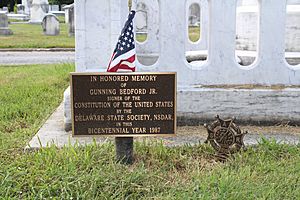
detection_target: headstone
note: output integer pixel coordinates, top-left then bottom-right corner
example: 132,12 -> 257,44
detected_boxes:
68,4 -> 74,36
17,4 -> 25,14
29,0 -> 49,24
188,3 -> 200,26
135,2 -> 147,33
42,13 -> 59,36
0,12 -> 13,35
63,4 -> 72,24
2,7 -> 8,13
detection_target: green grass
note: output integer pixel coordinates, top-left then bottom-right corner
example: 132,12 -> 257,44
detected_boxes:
0,23 -> 74,48
136,27 -> 200,43
0,24 -> 199,48
0,64 -> 299,199
0,64 -> 74,156
189,26 -> 200,42
57,15 -> 66,23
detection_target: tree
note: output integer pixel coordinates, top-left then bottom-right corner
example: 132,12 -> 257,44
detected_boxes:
9,0 -> 15,12
48,0 -> 74,5
0,0 -> 8,8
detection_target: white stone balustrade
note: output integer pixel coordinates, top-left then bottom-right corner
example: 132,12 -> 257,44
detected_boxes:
74,0 -> 300,86
63,0 -> 300,129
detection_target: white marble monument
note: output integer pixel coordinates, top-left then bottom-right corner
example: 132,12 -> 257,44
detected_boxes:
29,0 -> 49,24
63,0 -> 300,130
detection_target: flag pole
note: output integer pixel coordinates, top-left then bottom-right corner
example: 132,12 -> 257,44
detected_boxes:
115,0 -> 134,165
128,0 -> 132,11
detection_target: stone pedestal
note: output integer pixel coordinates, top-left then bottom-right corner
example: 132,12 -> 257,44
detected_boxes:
0,12 -> 13,35
42,13 -> 60,35
68,4 -> 74,36
29,0 -> 49,24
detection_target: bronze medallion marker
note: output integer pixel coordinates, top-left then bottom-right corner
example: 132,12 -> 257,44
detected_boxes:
204,115 -> 247,161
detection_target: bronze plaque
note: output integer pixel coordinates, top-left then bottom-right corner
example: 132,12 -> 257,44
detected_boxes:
71,72 -> 176,136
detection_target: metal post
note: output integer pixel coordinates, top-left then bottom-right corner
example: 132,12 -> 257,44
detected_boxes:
114,0 -> 134,165
128,0 -> 132,11
115,137 -> 134,164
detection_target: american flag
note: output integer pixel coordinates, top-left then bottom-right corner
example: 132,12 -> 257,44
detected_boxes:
107,11 -> 136,72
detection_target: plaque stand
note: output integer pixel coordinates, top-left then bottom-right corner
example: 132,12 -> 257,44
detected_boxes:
115,137 -> 134,165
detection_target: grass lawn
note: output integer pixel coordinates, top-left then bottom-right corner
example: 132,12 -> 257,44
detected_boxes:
136,27 -> 201,43
0,64 -> 299,199
1,24 -> 200,49
0,23 -> 75,48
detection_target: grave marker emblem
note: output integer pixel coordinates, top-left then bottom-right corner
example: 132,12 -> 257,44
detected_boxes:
204,115 -> 247,160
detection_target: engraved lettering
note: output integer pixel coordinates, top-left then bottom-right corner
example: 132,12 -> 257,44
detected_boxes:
132,127 -> 146,134
131,75 -> 157,82
74,102 -> 111,109
134,101 -> 153,108
153,114 -> 173,120
90,89 -> 116,95
99,75 -> 129,82
119,88 -> 147,95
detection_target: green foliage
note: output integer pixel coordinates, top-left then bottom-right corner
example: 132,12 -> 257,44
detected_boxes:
0,64 -> 299,199
48,0 -> 74,5
0,64 -> 74,154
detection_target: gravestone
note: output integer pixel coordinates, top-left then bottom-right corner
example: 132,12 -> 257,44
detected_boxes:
0,12 -> 13,35
63,4 -> 72,23
2,7 -> 8,13
42,13 -> 59,35
68,4 -> 74,36
17,4 -> 25,14
29,0 -> 49,24
136,2 -> 147,33
188,3 -> 200,26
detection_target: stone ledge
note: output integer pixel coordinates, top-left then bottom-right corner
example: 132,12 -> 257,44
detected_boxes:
63,86 -> 300,130
177,87 -> 300,125
26,102 -> 299,150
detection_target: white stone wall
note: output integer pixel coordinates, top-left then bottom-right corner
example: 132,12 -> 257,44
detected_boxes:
74,0 -> 300,85
63,0 -> 300,129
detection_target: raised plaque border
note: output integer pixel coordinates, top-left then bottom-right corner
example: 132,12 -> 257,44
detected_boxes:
70,72 -> 177,137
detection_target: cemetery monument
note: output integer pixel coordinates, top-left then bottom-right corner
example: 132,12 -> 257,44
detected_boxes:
0,12 -> 13,35
29,0 -> 49,24
42,13 -> 60,36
